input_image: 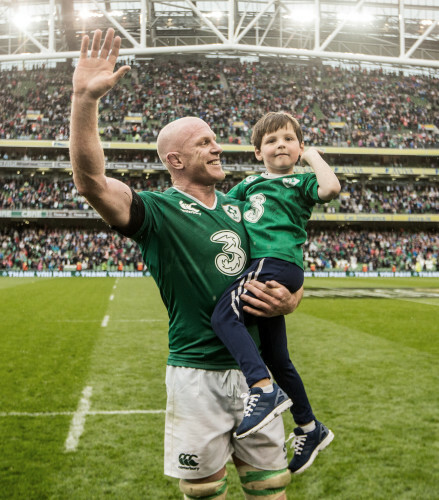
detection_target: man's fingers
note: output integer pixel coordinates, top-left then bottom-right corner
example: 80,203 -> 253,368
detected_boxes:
79,35 -> 89,58
90,29 -> 102,58
240,292 -> 269,309
244,279 -> 282,299
242,305 -> 266,317
99,29 -> 115,60
111,65 -> 131,86
108,36 -> 122,65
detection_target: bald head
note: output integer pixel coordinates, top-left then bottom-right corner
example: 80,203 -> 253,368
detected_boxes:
157,117 -> 208,165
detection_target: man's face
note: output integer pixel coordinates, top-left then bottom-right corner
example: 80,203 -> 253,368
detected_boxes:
180,121 -> 225,185
255,123 -> 304,175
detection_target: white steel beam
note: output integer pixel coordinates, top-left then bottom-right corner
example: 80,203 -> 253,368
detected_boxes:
405,20 -> 439,58
91,0 -> 141,48
2,43 -> 439,69
140,0 -> 147,47
14,29 -> 48,53
184,0 -> 228,44
234,2 -> 249,41
48,0 -> 56,52
234,0 -> 277,44
258,6 -> 280,47
319,0 -> 366,51
399,0 -> 405,57
228,0 -> 235,42
314,0 -> 320,50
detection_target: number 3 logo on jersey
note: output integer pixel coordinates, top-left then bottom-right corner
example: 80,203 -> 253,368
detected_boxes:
210,230 -> 247,276
244,193 -> 266,223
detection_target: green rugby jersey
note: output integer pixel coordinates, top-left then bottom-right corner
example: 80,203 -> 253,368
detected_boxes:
228,173 -> 325,269
132,187 -> 258,369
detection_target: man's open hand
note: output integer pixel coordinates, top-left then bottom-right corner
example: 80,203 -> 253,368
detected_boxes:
73,28 -> 130,100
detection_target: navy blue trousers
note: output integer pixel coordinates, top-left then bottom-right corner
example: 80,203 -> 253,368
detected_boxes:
211,257 -> 315,426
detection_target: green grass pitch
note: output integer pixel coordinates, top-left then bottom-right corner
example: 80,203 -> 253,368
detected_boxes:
1,277 -> 438,499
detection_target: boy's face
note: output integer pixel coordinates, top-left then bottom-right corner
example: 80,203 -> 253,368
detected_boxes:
255,123 -> 305,175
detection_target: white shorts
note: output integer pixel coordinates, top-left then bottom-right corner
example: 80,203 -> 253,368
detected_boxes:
164,366 -> 288,479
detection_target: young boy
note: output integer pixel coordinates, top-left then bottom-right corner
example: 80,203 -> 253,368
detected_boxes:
211,111 -> 340,474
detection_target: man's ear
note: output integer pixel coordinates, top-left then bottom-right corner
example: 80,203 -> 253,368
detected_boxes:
166,152 -> 184,170
254,148 -> 263,161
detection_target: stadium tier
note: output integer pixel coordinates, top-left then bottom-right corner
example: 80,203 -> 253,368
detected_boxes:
0,60 -> 438,275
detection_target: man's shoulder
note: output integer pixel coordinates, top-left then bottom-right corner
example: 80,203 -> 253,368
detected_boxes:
138,188 -> 173,199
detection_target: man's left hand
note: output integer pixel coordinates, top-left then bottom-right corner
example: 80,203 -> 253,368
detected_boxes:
241,281 -> 303,317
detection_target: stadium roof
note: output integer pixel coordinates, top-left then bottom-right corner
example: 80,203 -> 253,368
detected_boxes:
0,0 -> 439,69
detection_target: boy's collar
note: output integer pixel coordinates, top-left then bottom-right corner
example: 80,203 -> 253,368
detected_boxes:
261,171 -> 294,179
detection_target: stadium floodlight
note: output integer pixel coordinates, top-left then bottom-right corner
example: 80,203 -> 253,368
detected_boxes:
206,11 -> 223,20
283,6 -> 315,24
79,8 -> 91,19
12,10 -> 32,29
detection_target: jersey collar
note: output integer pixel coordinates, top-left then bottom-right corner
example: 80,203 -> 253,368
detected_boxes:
171,187 -> 218,210
261,171 -> 294,179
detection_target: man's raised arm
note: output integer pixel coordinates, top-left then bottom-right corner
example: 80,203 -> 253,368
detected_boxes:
70,28 -> 132,228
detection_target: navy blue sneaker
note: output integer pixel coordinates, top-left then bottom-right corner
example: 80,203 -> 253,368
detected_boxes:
288,421 -> 334,474
234,383 -> 292,439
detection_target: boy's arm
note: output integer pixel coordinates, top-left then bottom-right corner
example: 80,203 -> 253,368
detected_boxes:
301,148 -> 341,201
227,180 -> 246,200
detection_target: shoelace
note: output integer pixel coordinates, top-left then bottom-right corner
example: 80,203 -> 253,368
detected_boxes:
286,432 -> 307,455
241,392 -> 260,416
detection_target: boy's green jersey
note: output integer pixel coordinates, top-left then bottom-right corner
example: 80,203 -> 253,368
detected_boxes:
132,187 -> 258,369
228,172 -> 325,269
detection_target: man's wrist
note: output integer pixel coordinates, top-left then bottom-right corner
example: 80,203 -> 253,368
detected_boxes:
72,92 -> 100,105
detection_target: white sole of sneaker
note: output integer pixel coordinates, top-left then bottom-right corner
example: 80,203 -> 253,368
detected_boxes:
234,398 -> 293,440
292,429 -> 335,474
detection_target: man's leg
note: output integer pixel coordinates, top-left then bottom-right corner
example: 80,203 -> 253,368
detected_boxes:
234,456 -> 290,500
180,467 -> 228,499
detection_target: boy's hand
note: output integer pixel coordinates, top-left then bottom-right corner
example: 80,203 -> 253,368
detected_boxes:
300,147 -> 325,166
73,28 -> 131,100
241,281 -> 303,317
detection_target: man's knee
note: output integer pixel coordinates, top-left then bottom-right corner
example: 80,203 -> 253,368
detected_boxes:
237,465 -> 291,500
179,473 -> 228,499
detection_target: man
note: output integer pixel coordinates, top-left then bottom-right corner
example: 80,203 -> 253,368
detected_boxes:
70,28 -> 303,499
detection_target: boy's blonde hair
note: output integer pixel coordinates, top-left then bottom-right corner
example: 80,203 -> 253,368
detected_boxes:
251,112 -> 303,150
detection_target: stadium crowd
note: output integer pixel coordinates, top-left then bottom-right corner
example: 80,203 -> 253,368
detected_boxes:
1,227 -> 437,273
0,60 -> 438,148
1,176 -> 438,214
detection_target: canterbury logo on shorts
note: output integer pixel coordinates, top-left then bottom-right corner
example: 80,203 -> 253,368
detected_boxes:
178,453 -> 200,470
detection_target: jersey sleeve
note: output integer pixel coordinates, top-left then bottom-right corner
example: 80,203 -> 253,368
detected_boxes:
227,180 -> 247,201
301,173 -> 326,205
129,191 -> 163,244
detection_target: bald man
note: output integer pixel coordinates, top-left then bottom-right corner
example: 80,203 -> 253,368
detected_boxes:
70,29 -> 302,499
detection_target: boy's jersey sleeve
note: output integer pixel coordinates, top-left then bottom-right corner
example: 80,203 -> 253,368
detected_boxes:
227,180 -> 247,201
300,173 -> 326,205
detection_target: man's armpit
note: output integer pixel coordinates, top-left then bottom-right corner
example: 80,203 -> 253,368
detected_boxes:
112,189 -> 145,237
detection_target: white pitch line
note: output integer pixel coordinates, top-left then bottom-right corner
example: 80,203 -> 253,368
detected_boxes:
0,411 -> 75,417
109,294 -> 114,301
89,409 -> 165,415
101,315 -> 110,327
0,409 -> 166,418
112,319 -> 165,323
64,386 -> 93,452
